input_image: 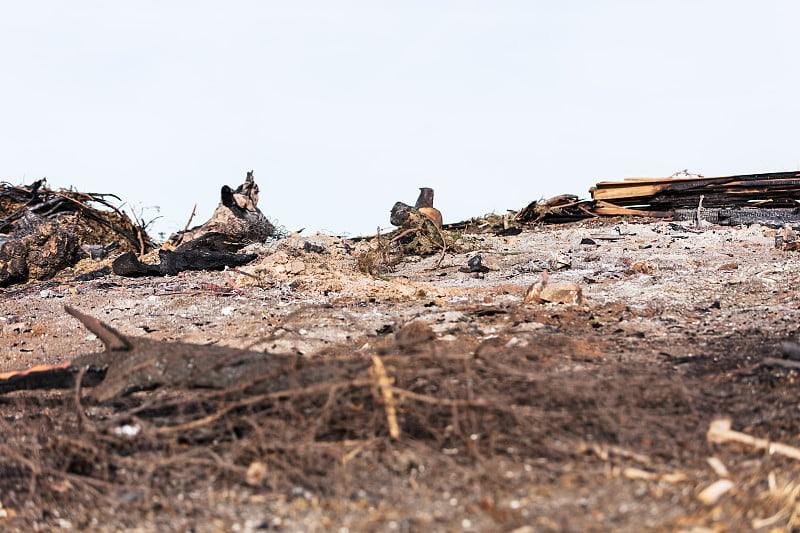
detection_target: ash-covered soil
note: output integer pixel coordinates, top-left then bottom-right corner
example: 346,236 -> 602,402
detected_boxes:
1,219 -> 800,532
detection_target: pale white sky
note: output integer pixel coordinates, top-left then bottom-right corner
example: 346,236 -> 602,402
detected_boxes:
2,2 -> 799,238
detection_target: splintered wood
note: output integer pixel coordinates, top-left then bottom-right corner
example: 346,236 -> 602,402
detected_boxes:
590,170 -> 800,217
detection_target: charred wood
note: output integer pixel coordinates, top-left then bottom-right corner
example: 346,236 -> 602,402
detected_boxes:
166,170 -> 275,252
112,249 -> 257,277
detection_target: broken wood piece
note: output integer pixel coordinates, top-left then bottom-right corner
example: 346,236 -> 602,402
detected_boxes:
66,306 -> 131,351
514,194 -> 590,224
697,479 -> 735,505
181,203 -> 198,233
0,306 -> 371,403
514,169 -> 800,226
622,467 -> 686,484
695,194 -> 705,228
580,443 -> 652,465
706,456 -> 730,478
589,232 -> 625,241
418,207 -> 443,228
0,361 -> 105,395
590,201 -> 671,218
112,249 -> 257,277
706,418 -> 800,461
414,187 -> 434,209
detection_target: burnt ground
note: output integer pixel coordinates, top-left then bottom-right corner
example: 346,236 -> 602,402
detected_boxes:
1,219 -> 800,532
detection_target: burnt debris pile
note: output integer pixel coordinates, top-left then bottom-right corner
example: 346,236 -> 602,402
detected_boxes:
0,179 -> 152,286
475,170 -> 800,232
590,170 -> 800,225
0,308 -> 705,528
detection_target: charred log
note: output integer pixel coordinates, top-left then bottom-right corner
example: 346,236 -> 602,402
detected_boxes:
167,170 -> 275,251
112,171 -> 272,278
390,187 -> 442,229
112,249 -> 257,277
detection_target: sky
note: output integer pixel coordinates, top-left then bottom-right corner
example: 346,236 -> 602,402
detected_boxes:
2,1 -> 799,239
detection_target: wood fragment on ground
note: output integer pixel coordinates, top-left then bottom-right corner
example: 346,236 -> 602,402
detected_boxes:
707,418 -> 800,461
113,171 -> 273,277
0,306 -> 369,403
697,479 -> 735,505
370,355 -> 400,439
166,170 -> 275,251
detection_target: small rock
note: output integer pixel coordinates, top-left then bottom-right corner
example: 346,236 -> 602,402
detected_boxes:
246,461 -> 268,486
525,273 -> 584,305
384,449 -> 422,474
630,260 -> 656,275
539,283 -> 583,304
114,424 -> 142,437
303,241 -> 326,254
779,342 -> 800,361
548,253 -> 571,271
459,255 -> 490,273
496,227 -> 522,236
39,289 -> 63,298
271,251 -> 289,264
375,324 -> 394,335
395,321 -> 435,351
81,241 -> 118,260
776,224 -> 798,250
288,261 -> 306,275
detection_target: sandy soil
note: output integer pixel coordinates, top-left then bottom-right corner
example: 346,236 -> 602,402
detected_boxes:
1,218 -> 799,532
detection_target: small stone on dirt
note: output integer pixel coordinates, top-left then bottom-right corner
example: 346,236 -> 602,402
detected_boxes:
395,320 -> 435,351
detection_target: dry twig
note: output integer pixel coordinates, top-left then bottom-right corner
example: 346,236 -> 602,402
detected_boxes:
370,355 -> 400,439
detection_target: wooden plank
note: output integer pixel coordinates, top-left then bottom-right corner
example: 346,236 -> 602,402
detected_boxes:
589,170 -> 800,212
591,182 -> 679,201
595,171 -> 800,188
594,182 -> 800,203
594,175 -> 712,186
591,177 -> 741,201
592,206 -> 671,217
592,201 -> 671,217
593,176 -> 733,189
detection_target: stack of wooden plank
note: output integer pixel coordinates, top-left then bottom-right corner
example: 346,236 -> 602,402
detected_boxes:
590,171 -> 800,216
